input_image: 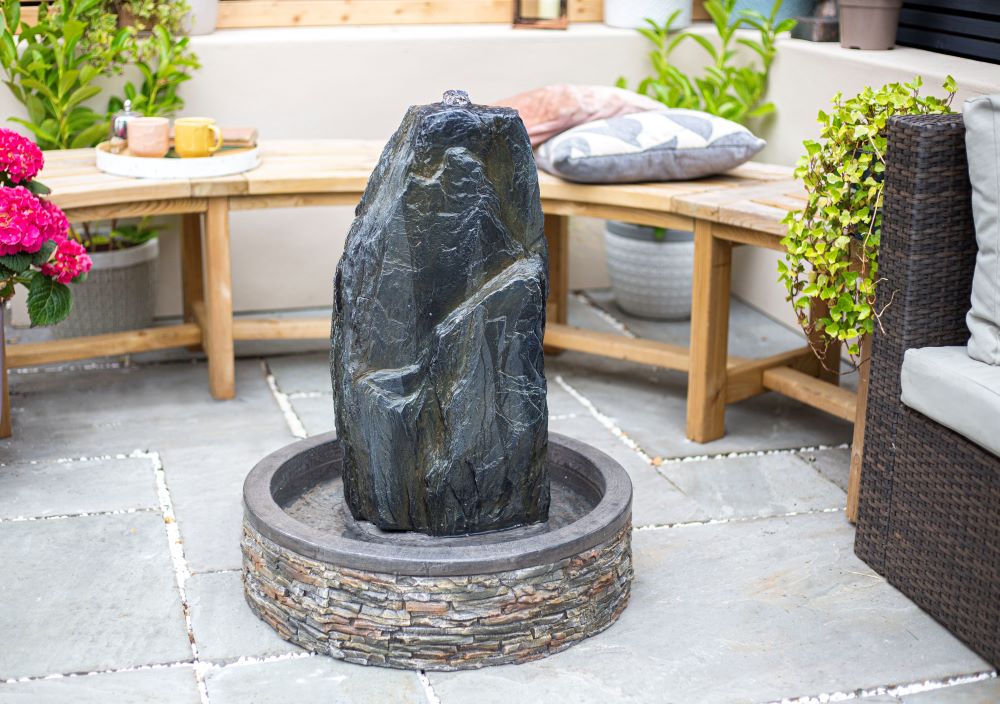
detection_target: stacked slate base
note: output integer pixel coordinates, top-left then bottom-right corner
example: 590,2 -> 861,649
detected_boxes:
241,433 -> 633,670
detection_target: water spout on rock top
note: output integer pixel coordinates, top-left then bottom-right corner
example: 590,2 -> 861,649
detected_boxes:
442,89 -> 471,107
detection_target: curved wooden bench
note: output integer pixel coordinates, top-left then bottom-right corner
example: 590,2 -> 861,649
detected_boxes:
4,140 -> 856,449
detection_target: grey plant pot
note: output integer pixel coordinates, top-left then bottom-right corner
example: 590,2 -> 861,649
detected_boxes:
184,0 -> 219,35
53,238 -> 159,339
839,0 -> 901,50
604,221 -> 693,320
603,0 -> 692,29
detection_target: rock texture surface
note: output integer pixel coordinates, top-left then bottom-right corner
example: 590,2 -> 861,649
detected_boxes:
331,93 -> 550,535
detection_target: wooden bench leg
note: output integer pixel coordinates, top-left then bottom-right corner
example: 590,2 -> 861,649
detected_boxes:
203,198 -> 235,400
686,220 -> 732,443
846,334 -> 872,522
545,213 -> 569,326
809,298 -> 842,384
180,212 -> 205,352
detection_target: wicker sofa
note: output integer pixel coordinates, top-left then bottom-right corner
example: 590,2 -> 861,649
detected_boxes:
854,111 -> 1000,668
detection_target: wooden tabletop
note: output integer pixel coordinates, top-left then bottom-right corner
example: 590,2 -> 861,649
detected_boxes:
38,140 -> 800,236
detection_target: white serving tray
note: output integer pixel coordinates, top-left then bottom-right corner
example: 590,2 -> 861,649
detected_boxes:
95,141 -> 260,179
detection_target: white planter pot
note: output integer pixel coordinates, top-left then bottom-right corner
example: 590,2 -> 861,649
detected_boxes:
184,0 -> 219,35
604,221 -> 693,320
604,0 -> 692,29
53,238 -> 159,339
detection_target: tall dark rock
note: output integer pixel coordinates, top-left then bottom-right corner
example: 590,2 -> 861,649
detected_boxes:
331,91 -> 550,536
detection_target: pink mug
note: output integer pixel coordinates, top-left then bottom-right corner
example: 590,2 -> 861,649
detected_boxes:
127,117 -> 170,158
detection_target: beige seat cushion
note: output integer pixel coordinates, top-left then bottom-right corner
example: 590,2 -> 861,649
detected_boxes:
901,346 -> 1000,457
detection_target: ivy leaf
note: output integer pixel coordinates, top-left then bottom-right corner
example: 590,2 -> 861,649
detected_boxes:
26,272 -> 73,327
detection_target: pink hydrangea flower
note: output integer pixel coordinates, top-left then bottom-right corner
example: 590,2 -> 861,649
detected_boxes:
0,129 -> 44,184
41,238 -> 92,284
0,186 -> 46,255
38,197 -> 70,243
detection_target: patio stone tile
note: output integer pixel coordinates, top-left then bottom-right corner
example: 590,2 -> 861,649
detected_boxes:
899,678 -> 1000,702
656,451 -> 846,521
0,666 -> 201,703
265,353 -> 331,395
548,351 -> 853,459
549,414 -> 706,527
584,289 -> 806,359
429,512 -> 988,704
289,394 -> 336,437
566,290 -> 620,334
545,376 -> 584,419
162,433 -> 292,574
0,513 -> 191,679
203,655 -> 427,704
1,360 -> 285,463
799,446 -> 853,493
0,457 -> 157,520
187,571 -> 303,662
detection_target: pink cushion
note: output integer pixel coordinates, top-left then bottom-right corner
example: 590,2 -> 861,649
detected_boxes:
495,85 -> 662,148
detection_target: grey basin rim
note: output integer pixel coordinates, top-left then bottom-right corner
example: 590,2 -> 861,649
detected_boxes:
242,432 -> 633,576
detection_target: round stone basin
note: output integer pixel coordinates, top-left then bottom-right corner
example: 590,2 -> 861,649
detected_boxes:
241,432 -> 633,670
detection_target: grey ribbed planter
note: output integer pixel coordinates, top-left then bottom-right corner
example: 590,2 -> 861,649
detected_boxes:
604,221 -> 693,320
53,239 -> 158,339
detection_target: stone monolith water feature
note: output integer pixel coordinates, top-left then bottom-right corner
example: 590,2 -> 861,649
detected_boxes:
331,89 -> 550,536
242,92 -> 633,671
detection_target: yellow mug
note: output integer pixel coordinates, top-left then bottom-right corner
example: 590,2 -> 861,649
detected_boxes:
174,117 -> 223,158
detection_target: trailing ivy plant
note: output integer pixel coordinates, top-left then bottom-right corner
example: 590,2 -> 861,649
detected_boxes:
779,76 -> 956,368
617,0 -> 794,125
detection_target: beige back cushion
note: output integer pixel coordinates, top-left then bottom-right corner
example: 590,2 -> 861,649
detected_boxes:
964,94 -> 1000,365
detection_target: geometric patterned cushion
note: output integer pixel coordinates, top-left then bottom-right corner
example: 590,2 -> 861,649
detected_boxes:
535,108 -> 766,184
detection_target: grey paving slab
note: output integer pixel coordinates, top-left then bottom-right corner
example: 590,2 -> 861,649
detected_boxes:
584,288 -> 806,359
548,351 -> 853,459
430,512 -> 988,704
899,678 -> 1000,702
545,376 -> 585,418
265,353 -> 330,396
0,457 -> 157,520
565,290 -> 621,335
162,431 -> 292,574
0,666 -> 200,704
800,446 -> 853,493
187,571 -> 303,662
203,655 -> 427,704
289,394 -> 336,437
549,413 -> 707,527
2,360 -> 286,463
657,451 -> 846,521
0,513 -> 191,679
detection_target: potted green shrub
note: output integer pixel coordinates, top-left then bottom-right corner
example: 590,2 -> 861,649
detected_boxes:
0,0 -> 199,337
779,76 -> 956,369
609,0 -> 791,320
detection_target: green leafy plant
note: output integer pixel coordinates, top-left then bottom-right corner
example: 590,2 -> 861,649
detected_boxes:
617,0 -> 794,124
106,25 -> 199,118
0,0 -> 129,150
0,0 -> 200,251
779,76 -> 956,368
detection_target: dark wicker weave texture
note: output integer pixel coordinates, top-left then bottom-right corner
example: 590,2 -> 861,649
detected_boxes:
854,113 -> 1000,668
